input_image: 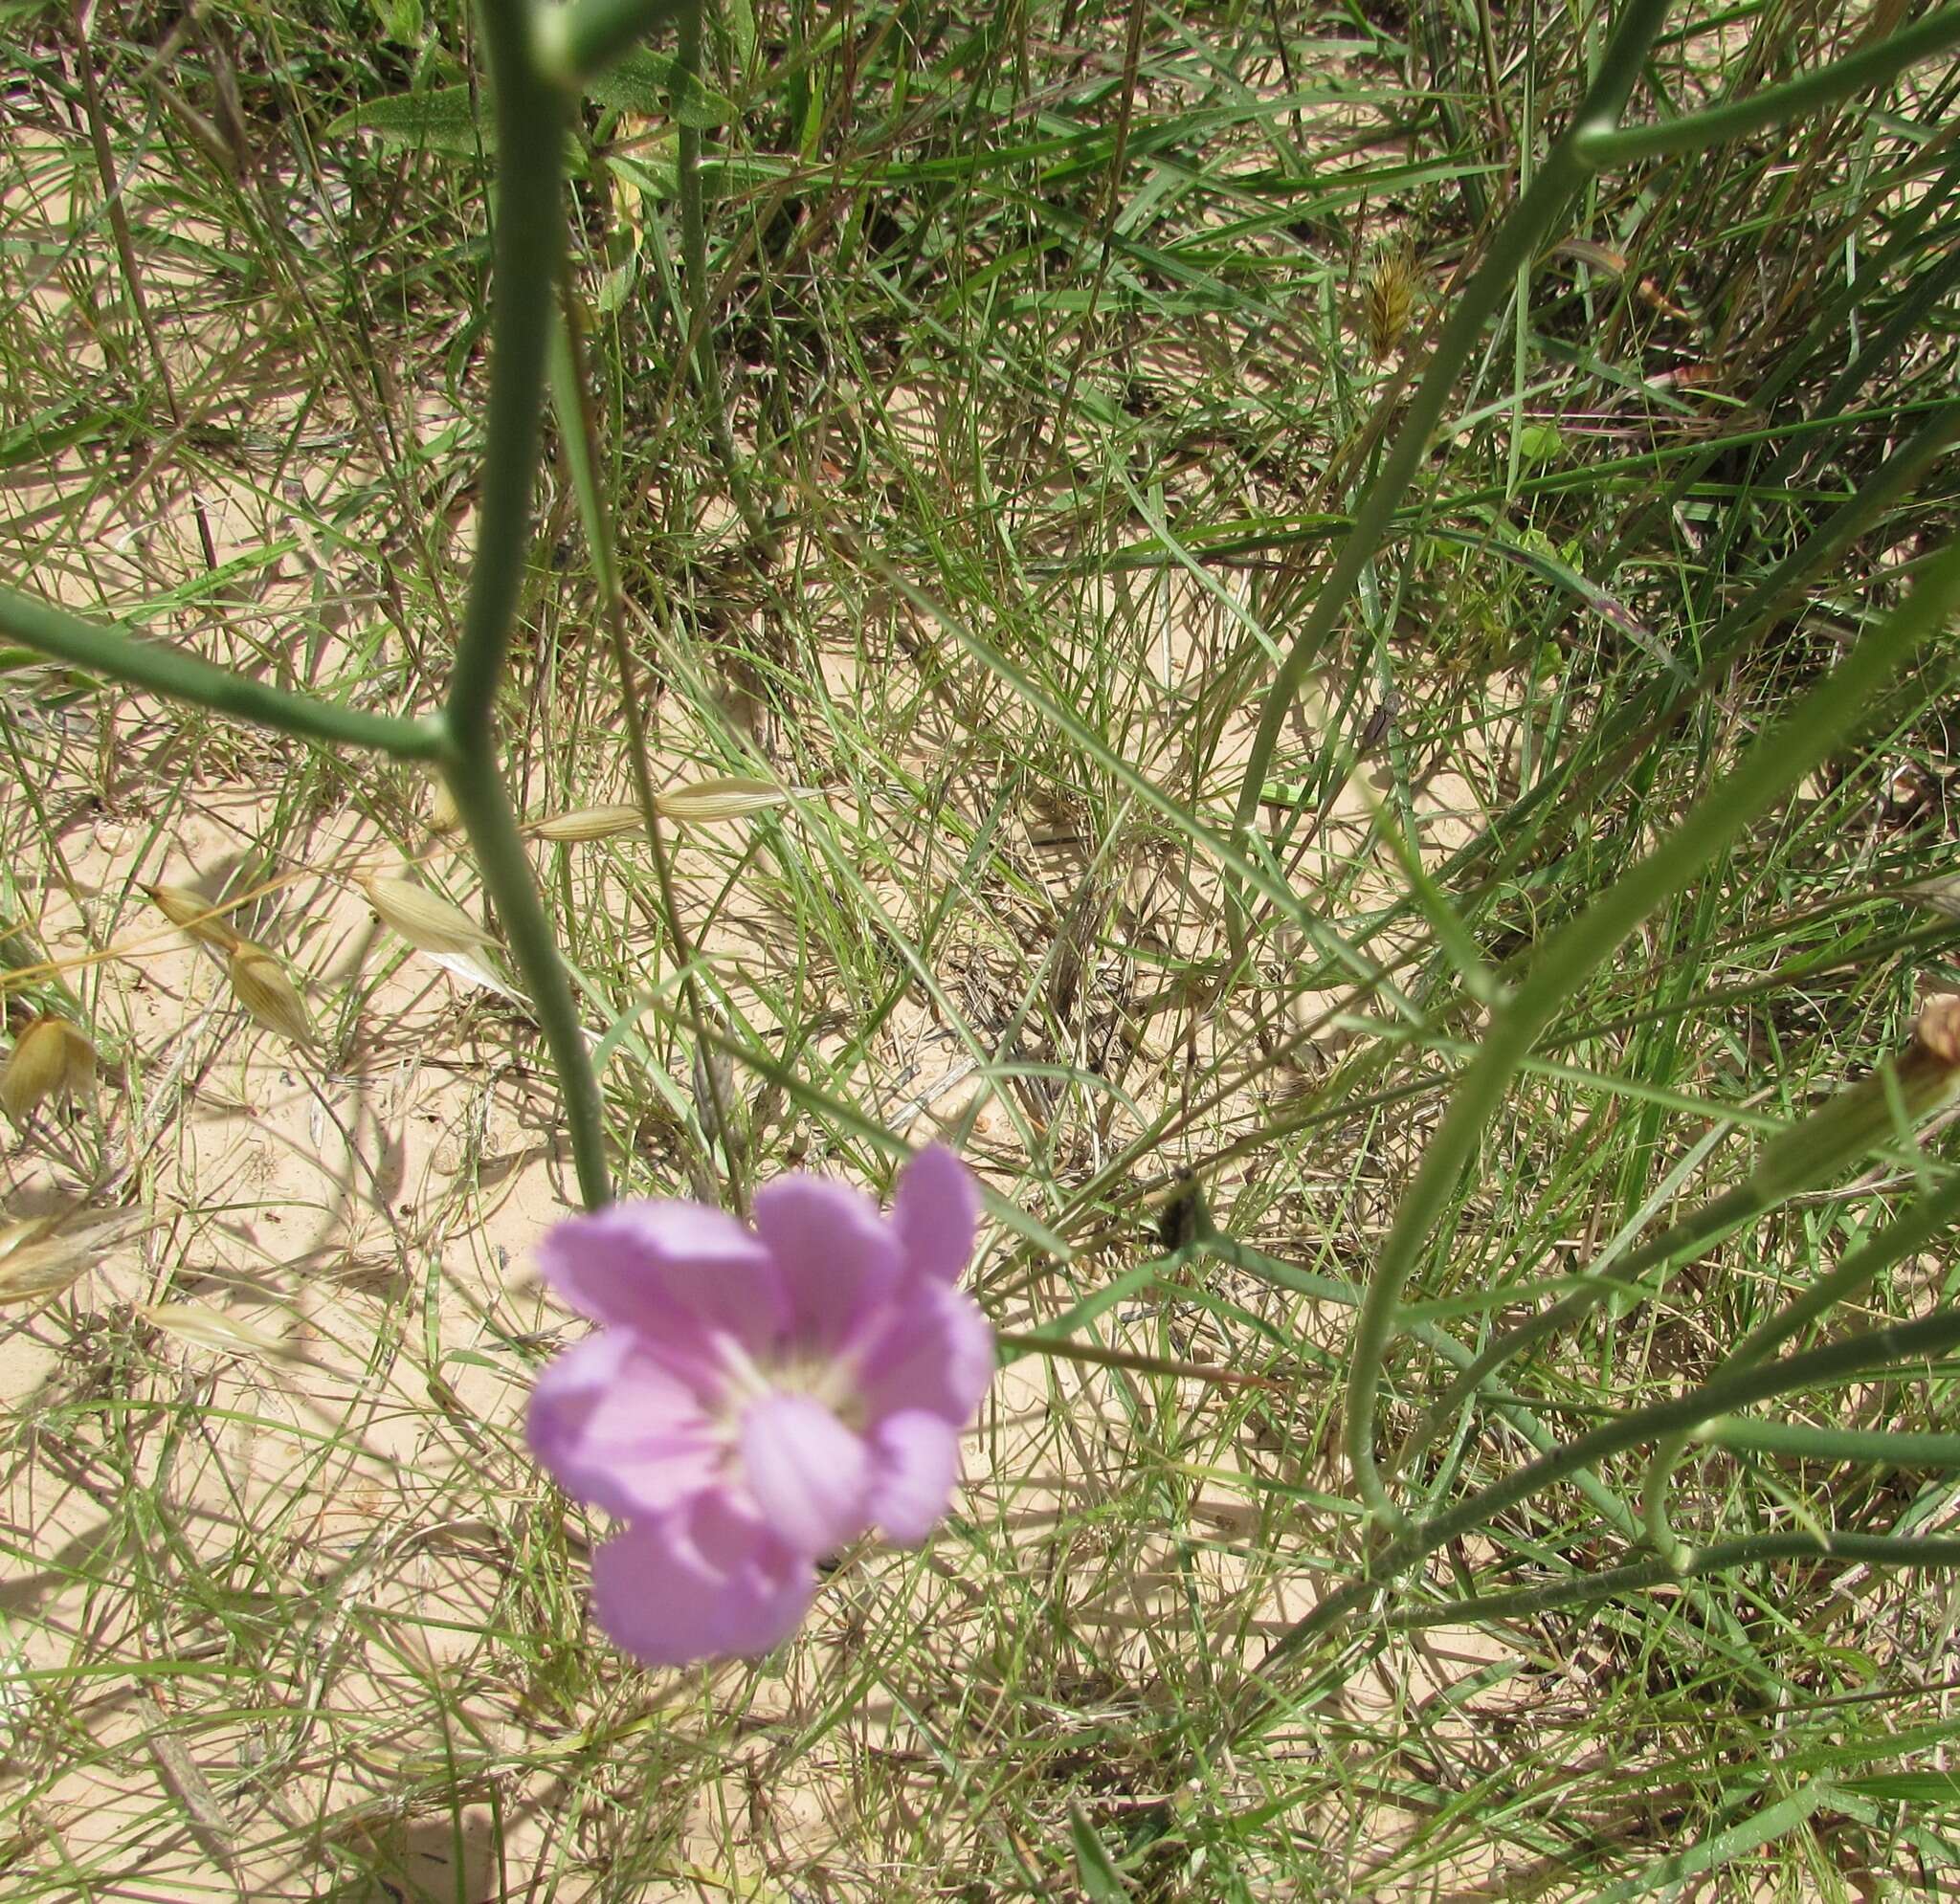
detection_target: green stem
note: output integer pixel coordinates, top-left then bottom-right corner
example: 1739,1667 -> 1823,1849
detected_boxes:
451,0 -> 611,1210
449,0 -> 570,745
1385,1531 -> 1960,1629
1409,1027 -> 1960,1462
0,584 -> 447,760
1700,1418 -> 1960,1469
441,756 -> 612,1210
1642,1162 -> 1960,1555
1575,7 -> 1960,166
1226,0 -> 1675,914
1270,1294 -> 1960,1672
1341,536 -> 1960,1529
675,0 -> 768,544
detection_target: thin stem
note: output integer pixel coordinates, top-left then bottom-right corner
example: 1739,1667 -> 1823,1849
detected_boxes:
1385,1532 -> 1960,1629
1342,536 -> 1960,1528
444,757 -> 612,1211
1575,7 -> 1960,166
450,0 -> 611,1210
1267,1293 -> 1960,1677
1408,1023 -> 1960,1463
448,0 -> 570,744
1642,1161 -> 1960,1555
995,1330 -> 1287,1394
675,0 -> 768,544
1226,0 -> 1675,919
1700,1418 -> 1960,1469
0,584 -> 448,760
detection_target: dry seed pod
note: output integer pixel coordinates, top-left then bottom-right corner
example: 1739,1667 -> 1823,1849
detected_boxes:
227,941 -> 314,1046
528,804 -> 646,843
656,776 -> 791,824
145,883 -> 242,951
1363,242 -> 1417,363
2,1017 -> 94,1121
365,875 -> 499,957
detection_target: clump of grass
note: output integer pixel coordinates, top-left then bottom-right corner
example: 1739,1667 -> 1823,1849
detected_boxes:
5,0 -> 1960,1896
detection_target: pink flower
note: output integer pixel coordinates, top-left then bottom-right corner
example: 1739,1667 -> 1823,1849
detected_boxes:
527,1143 -> 992,1667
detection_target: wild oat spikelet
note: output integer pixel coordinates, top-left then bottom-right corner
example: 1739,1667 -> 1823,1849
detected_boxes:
428,777 -> 463,836
227,941 -> 315,1047
656,776 -> 794,824
364,875 -> 500,957
527,804 -> 646,843
145,882 -> 243,952
1,1017 -> 95,1121
1363,241 -> 1418,363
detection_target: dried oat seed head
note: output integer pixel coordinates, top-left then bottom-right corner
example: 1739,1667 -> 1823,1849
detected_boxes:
227,941 -> 315,1047
364,875 -> 500,957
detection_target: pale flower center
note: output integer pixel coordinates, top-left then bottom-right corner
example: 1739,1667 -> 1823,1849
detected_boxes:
711,1334 -> 869,1437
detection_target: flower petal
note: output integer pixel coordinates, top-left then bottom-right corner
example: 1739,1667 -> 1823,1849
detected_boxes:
537,1201 -> 787,1345
527,1330 -> 725,1521
750,1175 -> 902,1347
893,1142 -> 980,1285
868,1409 -> 962,1544
740,1392 -> 873,1557
857,1281 -> 995,1427
590,1497 -> 815,1666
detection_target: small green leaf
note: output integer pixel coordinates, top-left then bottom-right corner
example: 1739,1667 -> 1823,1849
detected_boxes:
1516,420 -> 1566,464
368,0 -> 424,45
588,49 -> 735,126
326,85 -> 488,158
1068,1806 -> 1133,1901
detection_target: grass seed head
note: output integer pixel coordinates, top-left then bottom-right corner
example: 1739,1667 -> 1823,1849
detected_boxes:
227,941 -> 315,1047
365,875 -> 500,956
2,1016 -> 94,1120
0,1219 -> 91,1306
145,882 -> 243,951
428,776 -> 464,835
528,804 -> 647,842
1364,241 -> 1418,362
656,776 -> 792,824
